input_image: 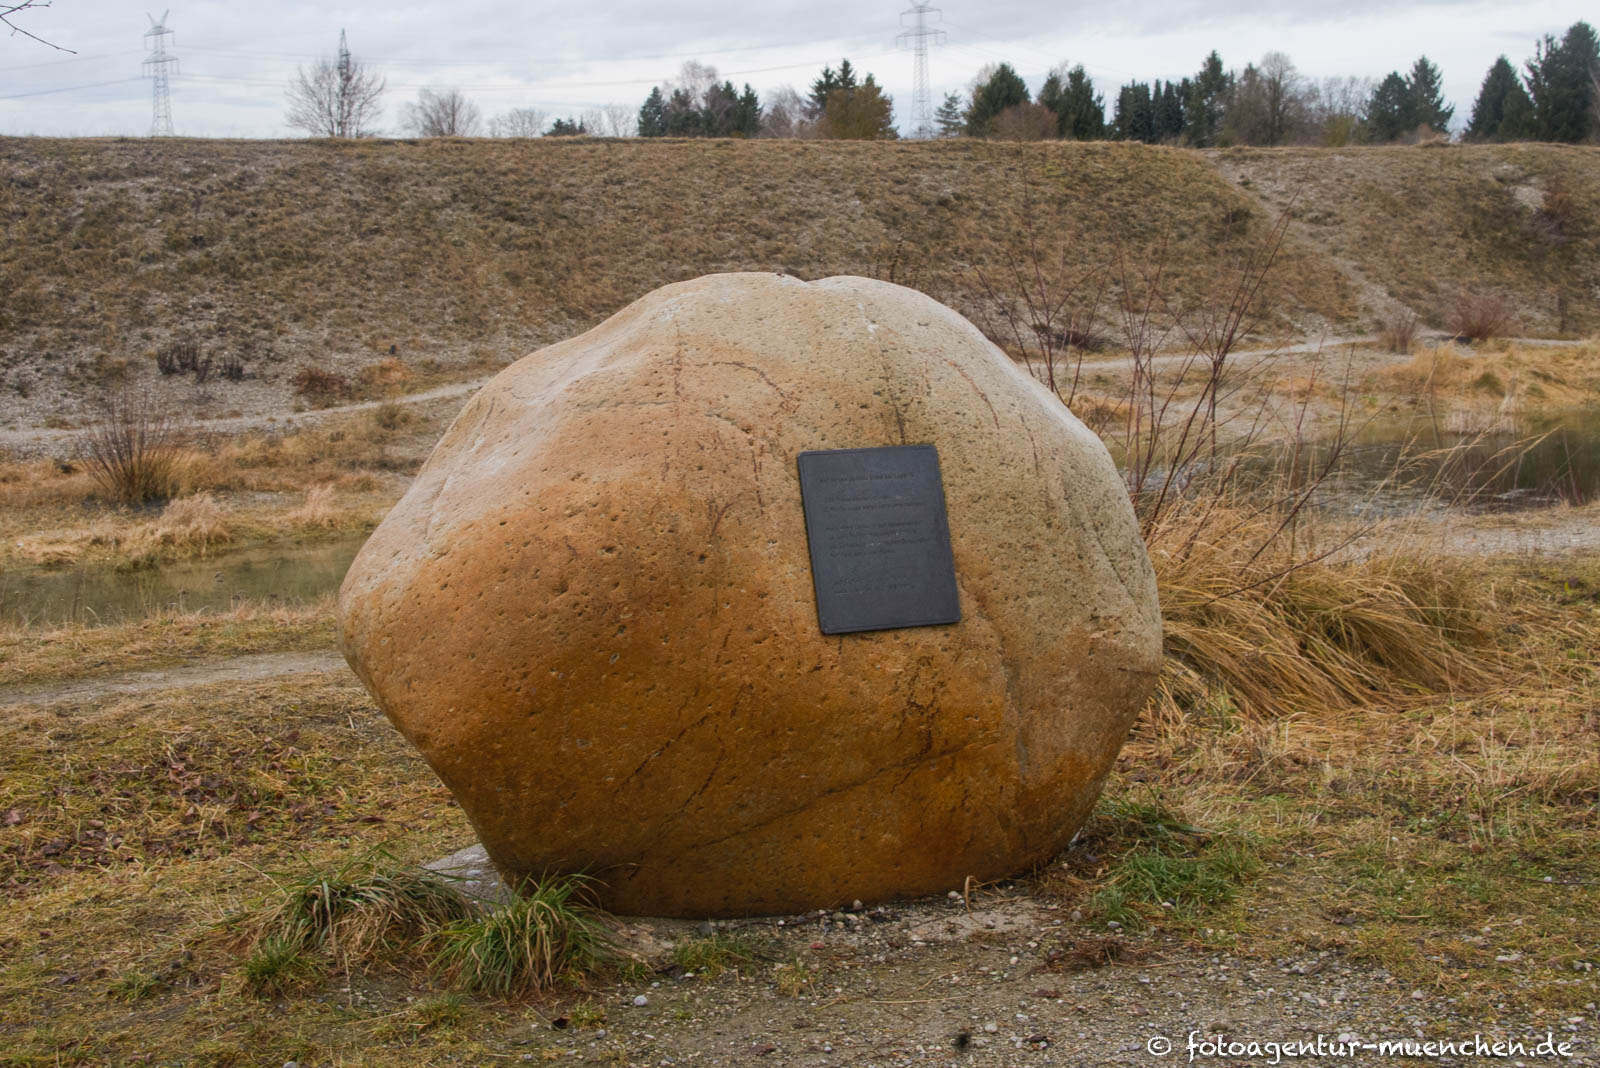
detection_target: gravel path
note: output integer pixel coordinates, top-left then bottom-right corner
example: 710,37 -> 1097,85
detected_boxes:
0,649 -> 350,706
475,884 -> 1599,1067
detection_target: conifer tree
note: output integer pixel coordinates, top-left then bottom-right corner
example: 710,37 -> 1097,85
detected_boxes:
1525,21 -> 1600,142
735,84 -> 762,138
1406,56 -> 1454,134
637,86 -> 666,137
1365,71 -> 1413,141
1112,82 -> 1155,142
1467,56 -> 1535,141
1039,65 -> 1104,139
1184,51 -> 1230,146
964,62 -> 1030,136
819,73 -> 896,139
934,91 -> 965,137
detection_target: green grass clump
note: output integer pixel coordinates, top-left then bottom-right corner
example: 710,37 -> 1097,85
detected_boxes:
105,970 -> 163,1001
241,935 -> 318,996
246,846 -> 478,969
1082,797 -> 1262,931
409,992 -> 471,1033
431,874 -> 611,995
671,932 -> 768,978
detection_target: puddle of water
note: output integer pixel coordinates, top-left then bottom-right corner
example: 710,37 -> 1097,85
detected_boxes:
1307,410 -> 1600,515
1149,410 -> 1600,518
0,536 -> 368,627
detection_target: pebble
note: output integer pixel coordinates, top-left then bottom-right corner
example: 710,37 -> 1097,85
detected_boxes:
983,1021 -> 999,1034
633,995 -> 649,1007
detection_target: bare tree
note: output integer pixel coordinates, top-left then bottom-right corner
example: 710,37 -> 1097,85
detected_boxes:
598,103 -> 636,137
760,85 -> 809,138
2,0 -> 72,51
1305,75 -> 1373,145
1225,52 -> 1308,145
286,54 -> 385,138
403,87 -> 482,137
488,106 -> 547,137
669,60 -> 719,103
1258,52 -> 1306,145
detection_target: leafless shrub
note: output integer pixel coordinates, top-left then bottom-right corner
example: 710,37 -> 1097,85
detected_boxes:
155,340 -> 199,377
1447,292 -> 1514,342
966,221 -> 1107,407
1538,176 -> 1575,240
1379,309 -> 1421,354
291,366 -> 353,407
80,391 -> 186,504
286,51 -> 385,138
404,88 -> 482,138
488,107 -> 547,138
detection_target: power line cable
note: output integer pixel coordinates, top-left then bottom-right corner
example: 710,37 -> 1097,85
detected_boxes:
180,32 -> 886,69
0,75 -> 143,99
0,49 -> 142,73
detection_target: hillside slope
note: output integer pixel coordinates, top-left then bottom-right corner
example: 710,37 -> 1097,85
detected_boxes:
0,137 -> 1594,425
1210,143 -> 1600,336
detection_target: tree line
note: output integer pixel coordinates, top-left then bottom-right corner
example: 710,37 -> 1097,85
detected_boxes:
938,24 -> 1596,147
282,23 -> 1598,145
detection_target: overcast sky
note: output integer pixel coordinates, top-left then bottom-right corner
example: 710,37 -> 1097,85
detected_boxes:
0,0 -> 1591,137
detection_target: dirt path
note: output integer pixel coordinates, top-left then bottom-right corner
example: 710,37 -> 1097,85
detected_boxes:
0,375 -> 495,456
0,649 -> 350,706
429,867 -> 1600,1067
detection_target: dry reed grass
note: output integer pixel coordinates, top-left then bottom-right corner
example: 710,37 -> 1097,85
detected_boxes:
287,484 -> 339,530
1149,507 -> 1508,723
132,492 -> 233,556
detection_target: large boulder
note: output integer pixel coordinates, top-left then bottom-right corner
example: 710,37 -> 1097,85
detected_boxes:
338,273 -> 1161,917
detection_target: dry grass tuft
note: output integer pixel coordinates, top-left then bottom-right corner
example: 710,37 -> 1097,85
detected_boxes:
1150,510 -> 1508,723
241,847 -> 478,976
287,484 -> 339,530
359,357 -> 415,397
291,366 -> 354,407
1378,308 -> 1421,353
133,492 -> 234,556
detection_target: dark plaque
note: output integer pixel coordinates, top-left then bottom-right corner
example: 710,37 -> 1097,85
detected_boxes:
796,444 -> 961,635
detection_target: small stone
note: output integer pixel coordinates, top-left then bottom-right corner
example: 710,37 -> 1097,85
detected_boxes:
851,900 -> 864,912
1069,910 -> 1082,921
1411,989 -> 1425,1000
948,891 -> 963,900
633,995 -> 649,1007
1106,920 -> 1122,930
983,1021 -> 999,1034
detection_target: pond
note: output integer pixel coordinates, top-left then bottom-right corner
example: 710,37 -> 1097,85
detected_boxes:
1133,410 -> 1600,518
1303,410 -> 1600,515
0,536 -> 368,627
